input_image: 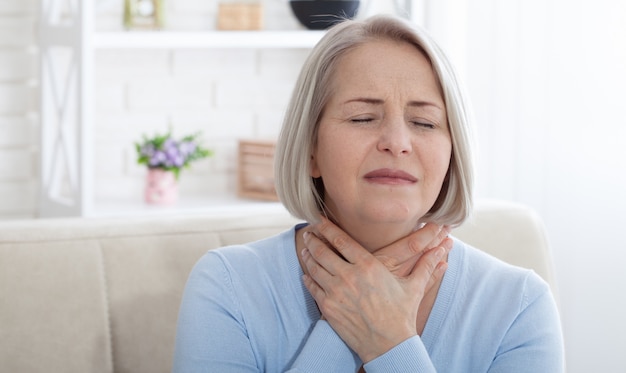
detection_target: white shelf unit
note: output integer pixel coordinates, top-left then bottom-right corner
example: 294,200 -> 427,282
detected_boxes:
39,0 -> 425,218
93,30 -> 326,49
38,0 -> 325,218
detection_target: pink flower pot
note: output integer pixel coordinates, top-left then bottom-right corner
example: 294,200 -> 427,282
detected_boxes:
145,169 -> 178,205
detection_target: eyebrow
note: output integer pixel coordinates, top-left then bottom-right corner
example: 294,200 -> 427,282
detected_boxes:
343,97 -> 444,111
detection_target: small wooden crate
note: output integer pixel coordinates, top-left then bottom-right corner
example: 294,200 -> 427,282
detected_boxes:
217,2 -> 263,30
237,140 -> 278,201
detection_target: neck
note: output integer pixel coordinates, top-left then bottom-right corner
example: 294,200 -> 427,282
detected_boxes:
332,218 -> 418,252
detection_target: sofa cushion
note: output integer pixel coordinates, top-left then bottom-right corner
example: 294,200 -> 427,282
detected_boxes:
101,233 -> 220,373
0,240 -> 113,373
0,202 -> 557,373
0,210 -> 301,373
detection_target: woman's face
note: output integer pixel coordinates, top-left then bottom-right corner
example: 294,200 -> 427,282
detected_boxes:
311,39 -> 451,227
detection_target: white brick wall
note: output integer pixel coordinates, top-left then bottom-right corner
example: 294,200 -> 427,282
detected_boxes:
0,2 -> 39,219
92,1 -> 309,212
0,0 -> 312,218
0,1 -> 38,14
0,49 -> 37,81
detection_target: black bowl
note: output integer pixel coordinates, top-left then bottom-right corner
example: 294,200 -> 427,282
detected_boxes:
289,0 -> 361,30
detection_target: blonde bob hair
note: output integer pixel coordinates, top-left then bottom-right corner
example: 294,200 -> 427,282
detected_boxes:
275,15 -> 475,227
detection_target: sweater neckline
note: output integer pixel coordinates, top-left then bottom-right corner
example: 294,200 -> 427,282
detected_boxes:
420,239 -> 464,345
286,223 -> 322,322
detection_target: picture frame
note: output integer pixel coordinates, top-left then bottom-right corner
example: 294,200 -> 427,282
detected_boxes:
123,0 -> 164,29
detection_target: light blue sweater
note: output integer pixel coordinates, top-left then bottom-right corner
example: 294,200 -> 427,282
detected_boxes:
173,224 -> 564,372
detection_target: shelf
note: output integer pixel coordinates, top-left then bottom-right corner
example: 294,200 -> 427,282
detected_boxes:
92,30 -> 326,49
91,194 -> 288,218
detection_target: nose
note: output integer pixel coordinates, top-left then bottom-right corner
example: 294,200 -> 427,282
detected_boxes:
376,117 -> 413,156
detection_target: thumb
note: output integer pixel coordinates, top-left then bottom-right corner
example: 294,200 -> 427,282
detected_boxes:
407,244 -> 449,296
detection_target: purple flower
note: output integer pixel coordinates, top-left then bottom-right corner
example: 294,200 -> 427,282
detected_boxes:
141,144 -> 155,157
179,141 -> 196,157
137,132 -> 210,174
163,138 -> 176,150
166,145 -> 180,159
149,150 -> 167,166
173,155 -> 184,167
163,143 -> 182,165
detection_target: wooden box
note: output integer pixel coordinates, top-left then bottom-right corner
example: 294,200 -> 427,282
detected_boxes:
217,3 -> 263,30
238,140 -> 278,201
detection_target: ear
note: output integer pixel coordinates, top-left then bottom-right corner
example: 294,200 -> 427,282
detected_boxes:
310,152 -> 321,178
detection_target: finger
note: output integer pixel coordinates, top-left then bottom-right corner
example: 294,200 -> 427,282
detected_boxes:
302,273 -> 326,304
406,223 -> 448,256
374,223 -> 445,270
424,224 -> 452,251
425,260 -> 448,292
315,216 -> 371,265
439,236 -> 454,253
303,230 -> 352,276
301,246 -> 335,285
407,242 -> 450,291
428,238 -> 453,289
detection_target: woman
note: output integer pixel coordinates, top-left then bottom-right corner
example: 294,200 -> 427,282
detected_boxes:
173,15 -> 564,372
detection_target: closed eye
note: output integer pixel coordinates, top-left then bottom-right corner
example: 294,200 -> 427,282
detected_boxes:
351,118 -> 374,123
411,121 -> 436,129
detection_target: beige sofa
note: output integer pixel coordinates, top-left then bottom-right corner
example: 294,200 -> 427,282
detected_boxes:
0,200 -> 557,373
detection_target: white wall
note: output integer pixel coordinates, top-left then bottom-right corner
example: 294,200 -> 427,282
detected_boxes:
542,4 -> 626,370
1,0 -> 625,370
429,0 -> 626,371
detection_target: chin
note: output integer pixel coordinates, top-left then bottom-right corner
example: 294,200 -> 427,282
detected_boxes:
364,203 -> 426,225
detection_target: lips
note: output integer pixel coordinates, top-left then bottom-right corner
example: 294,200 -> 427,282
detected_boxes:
364,168 -> 418,184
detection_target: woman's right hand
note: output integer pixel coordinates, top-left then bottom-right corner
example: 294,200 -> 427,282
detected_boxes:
301,218 -> 451,363
372,223 -> 453,278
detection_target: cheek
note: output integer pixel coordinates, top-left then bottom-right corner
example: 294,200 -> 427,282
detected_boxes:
424,137 -> 452,180
312,143 -> 341,179
437,145 -> 453,175
311,127 -> 342,178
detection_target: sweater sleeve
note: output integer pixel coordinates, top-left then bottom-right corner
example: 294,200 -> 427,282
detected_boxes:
172,251 -> 259,373
289,324 -> 439,373
363,335 -> 436,373
173,251 -> 362,373
487,272 -> 565,373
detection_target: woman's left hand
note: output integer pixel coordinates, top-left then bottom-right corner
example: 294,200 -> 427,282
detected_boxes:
301,217 -> 449,363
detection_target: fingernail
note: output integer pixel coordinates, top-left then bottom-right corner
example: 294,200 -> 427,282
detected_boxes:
303,231 -> 310,241
301,248 -> 309,258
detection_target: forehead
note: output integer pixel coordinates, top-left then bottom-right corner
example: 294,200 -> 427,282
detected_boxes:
330,39 -> 443,100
